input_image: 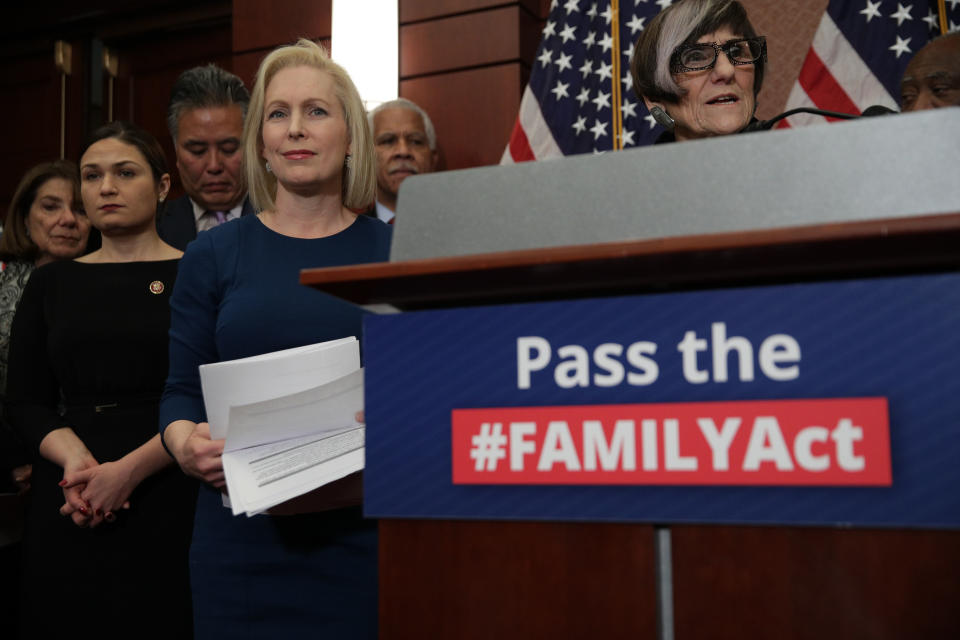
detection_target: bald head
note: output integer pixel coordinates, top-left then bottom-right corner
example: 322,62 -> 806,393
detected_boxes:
900,33 -> 960,112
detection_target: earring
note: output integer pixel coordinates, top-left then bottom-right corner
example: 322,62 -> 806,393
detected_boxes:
344,154 -> 351,168
265,161 -> 272,173
649,105 -> 676,130
158,194 -> 166,203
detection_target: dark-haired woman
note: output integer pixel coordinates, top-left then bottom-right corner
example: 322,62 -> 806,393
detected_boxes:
0,160 -> 91,394
6,122 -> 196,638
0,160 -> 90,640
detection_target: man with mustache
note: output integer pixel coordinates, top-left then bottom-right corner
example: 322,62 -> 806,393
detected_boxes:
367,99 -> 439,224
159,64 -> 254,250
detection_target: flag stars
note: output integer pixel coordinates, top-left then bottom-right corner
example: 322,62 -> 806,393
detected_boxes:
584,31 -> 597,47
551,80 -> 570,100
623,42 -> 635,59
559,23 -> 577,43
860,0 -> 882,22
655,0 -> 673,9
579,59 -> 594,78
627,14 -> 647,33
644,113 -> 658,129
555,51 -> 573,72
600,5 -> 613,24
889,34 -> 912,57
586,2 -> 598,19
576,87 -> 591,106
543,20 -> 557,38
621,129 -> 636,146
922,8 -> 940,29
889,3 -> 913,27
564,0 -> 581,13
538,48 -> 554,67
599,32 -> 614,52
622,72 -> 634,92
622,98 -> 638,118
595,60 -> 613,81
572,115 -> 588,135
592,90 -> 611,110
949,0 -> 960,10
590,119 -> 608,140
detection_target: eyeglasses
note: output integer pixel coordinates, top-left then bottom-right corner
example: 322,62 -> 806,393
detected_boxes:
670,37 -> 767,73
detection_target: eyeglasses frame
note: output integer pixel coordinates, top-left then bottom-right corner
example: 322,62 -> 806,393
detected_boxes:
670,36 -> 767,74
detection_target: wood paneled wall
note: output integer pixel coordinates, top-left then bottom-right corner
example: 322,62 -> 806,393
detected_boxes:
397,1 -> 544,170
229,0 -> 544,172
2,0 -> 832,215
111,25 -> 234,200
0,3 -> 236,213
231,0 -> 331,88
0,41 -> 85,217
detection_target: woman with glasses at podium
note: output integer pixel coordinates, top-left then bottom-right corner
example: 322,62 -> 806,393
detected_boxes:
630,0 -> 767,143
160,39 -> 390,638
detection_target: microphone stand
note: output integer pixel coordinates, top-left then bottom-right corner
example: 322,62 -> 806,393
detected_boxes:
743,105 -> 897,132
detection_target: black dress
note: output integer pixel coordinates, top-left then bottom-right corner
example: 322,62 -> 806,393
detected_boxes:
5,259 -> 197,638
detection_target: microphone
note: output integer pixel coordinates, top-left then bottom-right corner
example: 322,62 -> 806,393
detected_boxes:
743,105 -> 900,132
860,105 -> 897,117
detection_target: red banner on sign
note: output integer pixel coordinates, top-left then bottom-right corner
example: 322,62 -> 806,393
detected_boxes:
452,398 -> 891,486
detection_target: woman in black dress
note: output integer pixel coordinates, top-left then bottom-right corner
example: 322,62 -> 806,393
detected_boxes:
6,122 -> 196,638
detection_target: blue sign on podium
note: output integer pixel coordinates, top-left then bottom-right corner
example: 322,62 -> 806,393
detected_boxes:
363,272 -> 960,529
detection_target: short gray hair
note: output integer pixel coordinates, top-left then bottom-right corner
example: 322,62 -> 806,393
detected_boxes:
367,98 -> 437,150
631,0 -> 762,104
167,64 -> 251,140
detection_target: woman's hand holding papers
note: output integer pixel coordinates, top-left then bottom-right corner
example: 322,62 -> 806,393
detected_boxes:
165,420 -> 226,488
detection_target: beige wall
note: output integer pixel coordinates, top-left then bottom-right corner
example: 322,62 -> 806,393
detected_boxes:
739,0 -> 830,119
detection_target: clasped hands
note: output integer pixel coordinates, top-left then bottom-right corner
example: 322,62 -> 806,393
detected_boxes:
58,456 -> 135,528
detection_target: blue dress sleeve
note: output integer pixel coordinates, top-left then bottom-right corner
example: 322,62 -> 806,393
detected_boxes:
160,230 -> 226,432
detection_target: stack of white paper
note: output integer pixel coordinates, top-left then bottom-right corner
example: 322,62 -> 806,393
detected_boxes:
199,337 -> 365,516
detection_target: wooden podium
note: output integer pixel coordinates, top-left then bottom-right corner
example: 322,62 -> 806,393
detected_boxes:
304,213 -> 960,639
303,108 -> 960,639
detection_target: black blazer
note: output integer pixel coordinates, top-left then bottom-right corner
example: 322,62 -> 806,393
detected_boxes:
157,195 -> 255,251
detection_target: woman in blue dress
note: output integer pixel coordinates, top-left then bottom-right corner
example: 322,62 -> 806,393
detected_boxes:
160,39 -> 391,638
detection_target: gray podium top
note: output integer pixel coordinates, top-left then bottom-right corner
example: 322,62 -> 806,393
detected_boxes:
391,109 -> 960,263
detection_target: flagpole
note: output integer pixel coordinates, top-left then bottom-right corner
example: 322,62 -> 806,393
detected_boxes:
938,0 -> 948,35
611,0 -> 622,150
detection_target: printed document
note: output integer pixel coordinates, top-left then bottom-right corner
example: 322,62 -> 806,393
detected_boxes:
199,337 -> 365,516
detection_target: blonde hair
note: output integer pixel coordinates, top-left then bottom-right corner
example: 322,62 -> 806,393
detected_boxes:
242,38 -> 375,212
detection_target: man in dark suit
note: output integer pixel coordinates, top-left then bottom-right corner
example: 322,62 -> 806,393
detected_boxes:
159,65 -> 253,250
366,98 -> 439,224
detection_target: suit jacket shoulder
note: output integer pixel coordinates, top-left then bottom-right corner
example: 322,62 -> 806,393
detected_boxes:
158,195 -> 254,251
157,195 -> 198,252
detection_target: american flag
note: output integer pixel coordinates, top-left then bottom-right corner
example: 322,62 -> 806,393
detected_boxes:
501,0 -> 669,163
782,0 -> 960,127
